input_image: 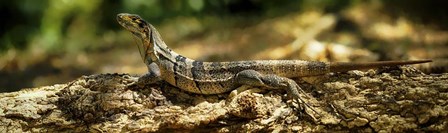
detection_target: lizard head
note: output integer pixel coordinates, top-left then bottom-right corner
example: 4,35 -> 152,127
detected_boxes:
117,13 -> 174,66
117,13 -> 150,40
117,13 -> 159,64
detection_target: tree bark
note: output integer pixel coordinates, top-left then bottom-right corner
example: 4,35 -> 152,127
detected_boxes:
1,66 -> 447,132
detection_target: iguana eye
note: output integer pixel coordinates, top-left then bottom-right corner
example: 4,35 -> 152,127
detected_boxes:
138,22 -> 145,28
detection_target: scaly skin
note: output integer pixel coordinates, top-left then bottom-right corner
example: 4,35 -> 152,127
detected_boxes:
117,13 -> 431,114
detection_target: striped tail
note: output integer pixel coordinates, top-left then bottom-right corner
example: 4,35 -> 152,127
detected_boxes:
329,59 -> 432,72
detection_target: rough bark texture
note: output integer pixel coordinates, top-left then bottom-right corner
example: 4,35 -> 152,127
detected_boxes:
1,66 -> 447,132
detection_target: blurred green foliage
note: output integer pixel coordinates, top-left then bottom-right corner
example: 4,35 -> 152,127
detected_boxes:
1,0 -> 447,91
0,0 -> 360,91
1,0 -> 447,54
0,0 -> 355,54
0,0 -> 47,51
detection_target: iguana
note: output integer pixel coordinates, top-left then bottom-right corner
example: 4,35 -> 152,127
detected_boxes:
116,13 -> 431,112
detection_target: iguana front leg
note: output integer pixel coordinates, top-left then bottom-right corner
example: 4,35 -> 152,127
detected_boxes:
137,62 -> 163,86
234,70 -> 316,112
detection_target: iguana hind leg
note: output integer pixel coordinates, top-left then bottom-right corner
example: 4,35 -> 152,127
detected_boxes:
234,70 -> 316,113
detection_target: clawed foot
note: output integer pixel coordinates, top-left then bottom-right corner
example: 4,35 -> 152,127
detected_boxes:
234,70 -> 321,121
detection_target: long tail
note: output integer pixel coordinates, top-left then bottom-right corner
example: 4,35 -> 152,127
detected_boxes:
329,59 -> 432,72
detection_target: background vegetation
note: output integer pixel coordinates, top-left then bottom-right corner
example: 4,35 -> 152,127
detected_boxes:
1,0 -> 447,92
